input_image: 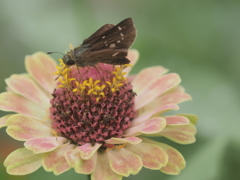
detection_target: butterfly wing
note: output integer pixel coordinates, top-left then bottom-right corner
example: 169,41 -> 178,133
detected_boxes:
80,18 -> 136,65
74,18 -> 136,67
82,24 -> 115,45
87,18 -> 136,51
86,49 -> 130,65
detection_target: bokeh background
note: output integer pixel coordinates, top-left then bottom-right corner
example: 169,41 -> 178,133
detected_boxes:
0,0 -> 240,180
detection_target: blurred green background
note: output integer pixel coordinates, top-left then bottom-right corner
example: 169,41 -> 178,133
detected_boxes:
1,0 -> 240,180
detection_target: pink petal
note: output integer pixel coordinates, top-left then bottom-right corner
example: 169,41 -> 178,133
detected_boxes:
91,152 -> 122,180
159,143 -> 186,174
132,104 -> 179,126
77,143 -> 101,160
24,137 -> 67,153
4,148 -> 42,175
6,114 -> 52,141
124,117 -> 166,137
42,144 -> 74,175
5,74 -> 51,108
131,66 -> 168,94
178,114 -> 198,125
107,148 -> 142,176
142,92 -> 192,115
0,114 -> 13,128
126,140 -> 168,169
124,49 -> 139,75
65,149 -> 79,167
0,92 -> 47,120
25,52 -> 57,94
160,161 -> 181,174
105,137 -> 142,145
6,86 -> 14,92
158,124 -> 197,144
165,115 -> 190,125
140,137 -> 186,174
6,73 -> 52,99
20,74 -> 53,99
65,149 -> 97,174
164,85 -> 185,94
135,73 -> 181,110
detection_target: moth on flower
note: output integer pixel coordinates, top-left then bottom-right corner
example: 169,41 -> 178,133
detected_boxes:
48,18 -> 136,68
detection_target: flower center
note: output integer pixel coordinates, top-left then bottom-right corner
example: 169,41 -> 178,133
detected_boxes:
50,60 -> 137,147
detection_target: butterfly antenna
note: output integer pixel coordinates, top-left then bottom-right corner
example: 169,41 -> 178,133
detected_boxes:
47,52 -> 64,55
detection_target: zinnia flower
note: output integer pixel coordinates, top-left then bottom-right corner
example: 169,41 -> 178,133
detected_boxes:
0,50 -> 197,180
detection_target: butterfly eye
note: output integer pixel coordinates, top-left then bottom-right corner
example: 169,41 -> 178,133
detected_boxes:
66,59 -> 75,65
63,55 -> 75,65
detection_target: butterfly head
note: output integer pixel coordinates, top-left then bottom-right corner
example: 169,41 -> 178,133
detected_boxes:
62,54 -> 76,66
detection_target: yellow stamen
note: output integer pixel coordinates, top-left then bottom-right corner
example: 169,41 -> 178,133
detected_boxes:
51,128 -> 58,137
105,143 -> 128,152
116,83 -> 123,87
106,81 -> 112,86
94,86 -> 101,91
99,92 -> 105,96
52,58 -> 132,102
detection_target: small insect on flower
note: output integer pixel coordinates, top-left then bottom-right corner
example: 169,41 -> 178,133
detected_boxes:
48,18 -> 136,68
